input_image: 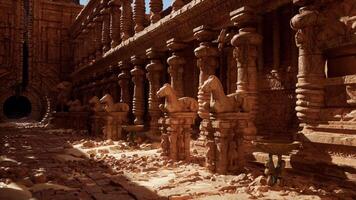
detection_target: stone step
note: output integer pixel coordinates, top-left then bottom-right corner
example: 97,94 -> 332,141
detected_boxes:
297,131 -> 356,147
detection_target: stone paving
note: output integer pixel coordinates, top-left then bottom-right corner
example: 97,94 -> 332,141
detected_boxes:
1,127 -> 355,200
0,128 -> 145,200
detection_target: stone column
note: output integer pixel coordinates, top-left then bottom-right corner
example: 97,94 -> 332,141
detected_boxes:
194,26 -> 219,120
131,55 -> 146,125
231,7 -> 262,137
118,60 -> 132,104
121,0 -> 133,40
149,0 -> 163,24
193,26 -> 218,151
133,0 -> 145,33
172,0 -> 184,12
93,15 -> 103,59
291,0 -> 325,127
101,5 -> 111,53
87,20 -> 96,63
81,28 -> 89,65
167,38 -> 187,98
146,48 -> 164,139
109,0 -> 121,48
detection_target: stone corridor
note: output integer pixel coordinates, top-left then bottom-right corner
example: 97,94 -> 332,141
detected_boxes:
1,126 -> 355,200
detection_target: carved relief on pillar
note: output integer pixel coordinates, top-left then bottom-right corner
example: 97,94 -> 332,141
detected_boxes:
167,38 -> 187,98
108,0 -> 121,48
290,1 -> 325,125
101,1 -> 112,53
198,75 -> 246,173
133,0 -> 146,33
146,48 -> 164,139
118,60 -> 132,104
149,0 -> 163,24
230,6 -> 262,137
93,14 -> 104,58
131,55 -> 146,125
81,28 -> 89,65
121,0 -> 133,40
157,83 -> 198,161
87,20 -> 96,63
100,94 -> 129,140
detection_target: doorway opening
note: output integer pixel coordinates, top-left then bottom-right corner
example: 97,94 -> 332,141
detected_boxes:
3,96 -> 32,119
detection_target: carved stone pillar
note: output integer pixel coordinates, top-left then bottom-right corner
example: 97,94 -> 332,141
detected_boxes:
146,48 -> 164,139
231,7 -> 262,137
87,20 -> 96,63
193,26 -> 218,149
167,38 -> 187,98
165,113 -> 196,162
121,0 -> 133,40
133,0 -> 145,33
109,0 -> 121,48
172,0 -> 184,12
194,26 -> 219,120
93,15 -> 103,58
149,0 -> 163,24
291,1 -> 325,127
81,28 -> 89,65
131,55 -> 146,125
118,61 -> 132,104
101,5 -> 111,53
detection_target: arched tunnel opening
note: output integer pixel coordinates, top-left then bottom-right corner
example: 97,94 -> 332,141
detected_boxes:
3,96 -> 32,119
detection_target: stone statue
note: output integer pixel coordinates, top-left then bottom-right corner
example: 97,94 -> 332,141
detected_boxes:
99,94 -> 129,112
157,83 -> 198,113
56,81 -> 72,112
67,99 -> 86,112
88,96 -> 104,112
199,75 -> 243,113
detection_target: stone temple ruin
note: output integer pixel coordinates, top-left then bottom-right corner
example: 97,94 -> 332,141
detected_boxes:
0,0 -> 356,199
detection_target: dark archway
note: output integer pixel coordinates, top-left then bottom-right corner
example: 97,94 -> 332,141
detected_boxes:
3,96 -> 32,119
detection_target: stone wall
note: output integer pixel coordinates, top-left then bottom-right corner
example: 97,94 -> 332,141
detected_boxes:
0,0 -> 82,121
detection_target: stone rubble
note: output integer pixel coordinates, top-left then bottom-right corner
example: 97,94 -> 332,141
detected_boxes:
1,128 -> 355,200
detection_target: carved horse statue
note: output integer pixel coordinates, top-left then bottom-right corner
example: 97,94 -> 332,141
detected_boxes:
89,96 -> 104,113
67,99 -> 87,112
199,75 -> 243,113
157,83 -> 198,113
55,81 -> 72,112
99,94 -> 129,112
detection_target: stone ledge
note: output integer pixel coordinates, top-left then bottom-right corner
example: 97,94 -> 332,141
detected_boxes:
298,131 -> 356,147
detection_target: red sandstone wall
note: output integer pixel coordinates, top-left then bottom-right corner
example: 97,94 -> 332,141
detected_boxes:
0,0 -> 82,121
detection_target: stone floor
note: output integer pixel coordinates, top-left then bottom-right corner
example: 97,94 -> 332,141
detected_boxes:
0,126 -> 355,200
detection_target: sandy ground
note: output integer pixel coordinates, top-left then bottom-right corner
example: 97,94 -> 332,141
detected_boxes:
0,127 -> 355,200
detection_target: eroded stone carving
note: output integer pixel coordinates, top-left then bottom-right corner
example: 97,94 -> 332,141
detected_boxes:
157,83 -> 198,161
88,96 -> 106,136
157,83 -> 198,113
56,81 -> 72,112
99,94 -> 129,140
199,75 -> 244,113
89,96 -> 104,112
99,94 -> 129,112
67,99 -> 87,112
